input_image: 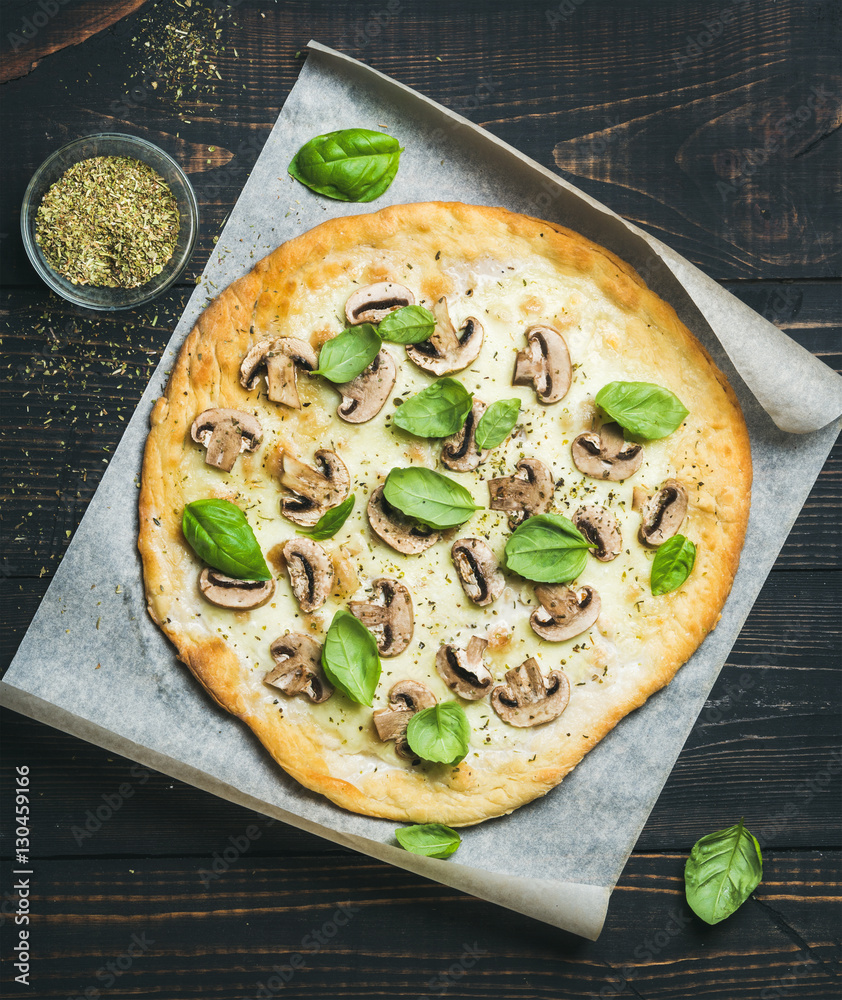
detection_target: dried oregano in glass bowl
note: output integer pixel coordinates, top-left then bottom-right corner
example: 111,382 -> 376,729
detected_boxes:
22,133 -> 198,311
35,155 -> 180,288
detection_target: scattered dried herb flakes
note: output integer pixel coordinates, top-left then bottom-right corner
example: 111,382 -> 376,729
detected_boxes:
35,156 -> 180,288
130,1 -> 224,100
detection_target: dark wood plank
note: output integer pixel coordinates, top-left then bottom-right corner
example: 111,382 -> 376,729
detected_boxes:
3,571 -> 839,857
0,1 -> 839,991
1,0 -> 840,283
0,0 -> 147,84
0,852 -> 838,999
1,282 -> 839,580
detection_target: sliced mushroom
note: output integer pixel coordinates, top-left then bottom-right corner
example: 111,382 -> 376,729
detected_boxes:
513,325 -> 572,404
282,538 -> 334,612
530,584 -> 601,641
264,632 -> 333,703
349,579 -> 414,656
190,408 -> 262,473
572,504 -> 623,562
436,636 -> 493,701
491,658 -> 570,727
571,422 -> 643,481
279,449 -> 350,527
635,479 -> 688,546
239,338 -> 318,409
487,457 -> 555,525
373,679 -> 437,759
367,485 -> 441,554
335,349 -> 397,423
441,398 -> 490,472
405,297 -> 484,375
198,568 -> 275,610
345,282 -> 415,325
451,538 -> 505,606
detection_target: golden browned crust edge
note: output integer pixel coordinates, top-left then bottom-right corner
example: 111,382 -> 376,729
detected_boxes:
138,201 -> 752,826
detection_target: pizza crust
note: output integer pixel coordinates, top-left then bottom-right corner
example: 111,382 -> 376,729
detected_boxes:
138,202 -> 751,826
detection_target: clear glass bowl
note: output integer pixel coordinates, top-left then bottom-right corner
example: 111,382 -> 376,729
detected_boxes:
21,133 -> 199,311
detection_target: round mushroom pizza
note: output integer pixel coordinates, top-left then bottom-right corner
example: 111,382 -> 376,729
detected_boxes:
138,202 -> 752,826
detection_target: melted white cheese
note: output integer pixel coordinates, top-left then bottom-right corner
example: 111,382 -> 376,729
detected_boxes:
171,254 -> 701,785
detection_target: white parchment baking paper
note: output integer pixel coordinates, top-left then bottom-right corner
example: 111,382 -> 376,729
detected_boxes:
3,42 -> 841,941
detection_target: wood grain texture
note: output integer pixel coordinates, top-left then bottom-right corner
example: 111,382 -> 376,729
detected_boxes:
2,573 -> 840,857
0,283 -> 839,579
1,1 -> 840,282
0,0 -> 839,993
0,853 -> 837,999
0,0 -> 147,84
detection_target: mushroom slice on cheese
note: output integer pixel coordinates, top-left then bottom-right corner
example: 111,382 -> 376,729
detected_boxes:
264,633 -> 333,703
571,422 -> 643,481
436,636 -> 493,701
345,282 -> 415,325
441,398 -> 489,472
282,538 -> 334,612
373,680 -> 437,759
239,338 -> 318,409
405,297 -> 484,375
190,408 -> 262,473
451,538 -> 504,606
488,457 -> 554,525
349,579 -> 414,657
198,568 -> 275,610
279,449 -> 350,528
491,658 -> 570,727
513,325 -> 572,404
367,485 -> 440,554
335,350 -> 397,424
634,479 -> 688,546
573,504 -> 623,562
530,584 -> 601,642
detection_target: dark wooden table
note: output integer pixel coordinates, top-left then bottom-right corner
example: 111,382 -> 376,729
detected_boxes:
2,2 -> 840,997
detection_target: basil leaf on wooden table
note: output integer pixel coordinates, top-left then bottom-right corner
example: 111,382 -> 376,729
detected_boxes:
406,703 -> 471,765
504,514 -> 591,583
288,128 -> 403,202
182,499 -> 271,580
383,467 -> 481,529
314,324 -> 381,383
302,495 -> 355,541
392,378 -> 473,438
378,304 -> 436,344
475,397 -> 521,449
595,381 -> 689,439
685,819 -> 763,925
651,534 -> 696,595
321,609 -> 381,706
395,823 -> 462,859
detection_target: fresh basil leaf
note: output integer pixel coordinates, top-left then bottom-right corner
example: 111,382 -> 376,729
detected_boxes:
321,609 -> 381,707
302,495 -> 355,541
504,514 -> 591,583
383,467 -> 481,529
685,819 -> 763,925
395,823 -> 461,859
406,703 -> 471,765
595,381 -> 689,439
651,534 -> 696,596
392,378 -> 473,438
475,398 -> 521,449
314,324 -> 382,383
378,304 -> 436,344
288,128 -> 403,202
182,499 -> 271,581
